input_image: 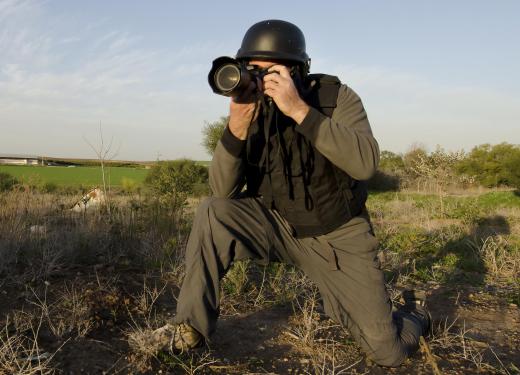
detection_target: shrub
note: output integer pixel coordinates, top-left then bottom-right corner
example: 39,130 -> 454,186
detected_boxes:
42,182 -> 58,193
121,177 -> 140,194
457,143 -> 520,188
379,150 -> 405,175
145,159 -> 208,213
201,116 -> 228,156
0,172 -> 18,192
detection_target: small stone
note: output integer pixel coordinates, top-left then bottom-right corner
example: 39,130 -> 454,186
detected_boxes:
283,357 -> 289,362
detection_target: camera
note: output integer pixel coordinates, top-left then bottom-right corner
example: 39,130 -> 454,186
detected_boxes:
208,56 -> 271,97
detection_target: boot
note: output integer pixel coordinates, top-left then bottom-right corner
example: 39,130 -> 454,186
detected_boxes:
147,323 -> 203,353
401,289 -> 432,338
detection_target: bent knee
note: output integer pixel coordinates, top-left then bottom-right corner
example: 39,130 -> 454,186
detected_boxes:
195,197 -> 236,220
194,197 -> 213,213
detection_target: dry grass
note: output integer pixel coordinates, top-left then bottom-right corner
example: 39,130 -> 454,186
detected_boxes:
26,284 -> 93,339
0,304 -> 66,375
284,286 -> 363,374
0,187 -> 519,373
429,316 -> 514,374
0,328 -> 55,375
468,236 -> 519,282
125,280 -> 168,370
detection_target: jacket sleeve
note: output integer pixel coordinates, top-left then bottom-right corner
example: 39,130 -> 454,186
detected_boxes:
295,84 -> 380,180
209,126 -> 247,198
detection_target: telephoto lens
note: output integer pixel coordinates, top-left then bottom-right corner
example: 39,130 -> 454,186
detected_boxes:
208,56 -> 253,97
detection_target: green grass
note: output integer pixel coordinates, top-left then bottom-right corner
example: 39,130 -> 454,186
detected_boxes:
476,191 -> 520,209
368,190 -> 520,285
369,190 -> 520,208
0,165 -> 148,187
195,160 -> 211,167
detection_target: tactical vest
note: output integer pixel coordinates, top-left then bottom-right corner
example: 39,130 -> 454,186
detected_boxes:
245,74 -> 367,238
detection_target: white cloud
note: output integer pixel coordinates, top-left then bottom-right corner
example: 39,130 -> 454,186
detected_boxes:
0,7 -> 221,160
0,0 -> 37,22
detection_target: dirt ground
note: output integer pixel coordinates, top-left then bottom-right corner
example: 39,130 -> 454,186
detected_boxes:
1,267 -> 517,375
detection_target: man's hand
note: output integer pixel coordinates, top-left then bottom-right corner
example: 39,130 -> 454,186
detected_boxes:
228,81 -> 260,140
263,65 -> 309,124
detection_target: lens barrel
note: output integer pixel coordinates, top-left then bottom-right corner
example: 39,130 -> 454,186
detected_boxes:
208,56 -> 253,97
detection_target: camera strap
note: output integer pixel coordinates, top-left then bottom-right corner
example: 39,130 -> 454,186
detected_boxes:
258,97 -> 276,208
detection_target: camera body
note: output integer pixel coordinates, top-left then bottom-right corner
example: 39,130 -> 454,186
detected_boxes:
208,56 -> 272,97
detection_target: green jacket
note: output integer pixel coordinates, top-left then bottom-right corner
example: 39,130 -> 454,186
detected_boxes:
210,77 -> 379,236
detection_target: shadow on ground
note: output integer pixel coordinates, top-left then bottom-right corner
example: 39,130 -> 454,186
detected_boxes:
424,215 -> 519,371
208,303 -> 296,373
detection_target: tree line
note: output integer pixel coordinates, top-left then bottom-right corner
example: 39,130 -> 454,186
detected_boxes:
201,116 -> 520,191
374,143 -> 520,191
1,118 -> 517,199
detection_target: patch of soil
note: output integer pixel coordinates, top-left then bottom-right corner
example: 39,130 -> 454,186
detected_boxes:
1,269 -> 519,374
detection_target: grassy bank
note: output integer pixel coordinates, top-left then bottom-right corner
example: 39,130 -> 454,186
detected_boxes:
0,165 -> 148,187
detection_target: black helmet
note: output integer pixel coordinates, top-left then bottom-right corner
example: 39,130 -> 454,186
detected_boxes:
236,20 -> 310,65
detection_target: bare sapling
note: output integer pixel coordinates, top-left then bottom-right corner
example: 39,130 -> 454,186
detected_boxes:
83,123 -> 121,214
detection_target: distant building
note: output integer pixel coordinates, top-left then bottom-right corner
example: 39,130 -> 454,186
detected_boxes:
0,154 -> 43,166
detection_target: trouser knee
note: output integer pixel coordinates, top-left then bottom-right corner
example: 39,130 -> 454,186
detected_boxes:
194,197 -> 217,219
194,197 -> 234,223
187,197 -> 238,265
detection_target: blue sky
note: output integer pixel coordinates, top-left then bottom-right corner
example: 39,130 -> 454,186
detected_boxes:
1,0 -> 518,160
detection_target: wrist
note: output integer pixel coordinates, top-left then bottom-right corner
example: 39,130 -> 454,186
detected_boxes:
228,120 -> 248,140
291,100 -> 310,125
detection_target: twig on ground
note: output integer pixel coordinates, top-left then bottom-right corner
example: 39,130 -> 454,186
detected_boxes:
419,336 -> 442,375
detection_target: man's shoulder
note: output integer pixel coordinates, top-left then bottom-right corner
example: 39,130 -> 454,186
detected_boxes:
308,74 -> 357,97
309,73 -> 342,86
306,73 -> 364,109
337,82 -> 363,104
308,73 -> 341,84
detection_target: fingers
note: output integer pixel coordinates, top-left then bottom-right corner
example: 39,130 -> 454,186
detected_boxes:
263,72 -> 282,96
267,64 -> 291,78
263,65 -> 291,92
263,67 -> 288,99
263,73 -> 279,87
263,78 -> 278,91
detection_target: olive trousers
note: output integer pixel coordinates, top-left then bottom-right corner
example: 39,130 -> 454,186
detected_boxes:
174,197 -> 425,367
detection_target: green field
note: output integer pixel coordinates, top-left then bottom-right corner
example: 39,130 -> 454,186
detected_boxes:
0,165 -> 149,187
